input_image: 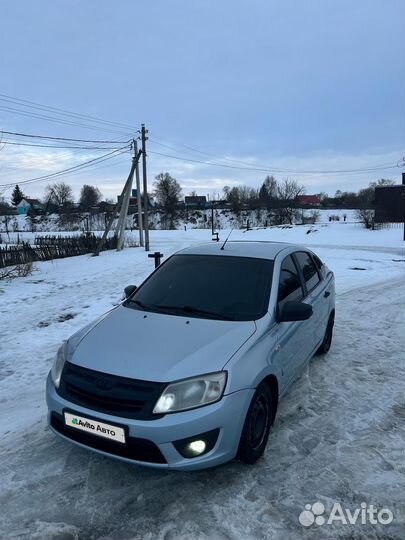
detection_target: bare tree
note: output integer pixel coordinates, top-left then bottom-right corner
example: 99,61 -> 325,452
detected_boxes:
227,187 -> 242,213
358,178 -> 396,208
1,215 -> 10,237
0,197 -> 12,216
44,182 -> 74,209
239,185 -> 258,207
356,208 -> 375,229
309,210 -> 321,224
277,178 -> 305,200
274,179 -> 305,224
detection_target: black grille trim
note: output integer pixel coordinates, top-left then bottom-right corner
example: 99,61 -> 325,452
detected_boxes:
57,361 -> 166,420
50,412 -> 167,464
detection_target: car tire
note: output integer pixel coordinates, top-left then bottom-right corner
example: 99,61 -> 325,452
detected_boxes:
238,382 -> 274,465
316,313 -> 334,355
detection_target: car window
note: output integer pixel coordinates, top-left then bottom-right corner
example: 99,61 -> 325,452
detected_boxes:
277,255 -> 303,307
295,251 -> 321,292
312,253 -> 324,271
126,254 -> 274,322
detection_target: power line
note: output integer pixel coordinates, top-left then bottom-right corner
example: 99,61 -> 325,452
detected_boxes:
0,130 -> 130,144
149,136 -> 259,168
0,141 -> 127,150
0,145 -> 131,188
0,93 -> 137,131
148,150 -> 400,176
0,104 -> 133,136
1,93 -> 401,177
2,154 -> 130,188
0,138 -> 127,182
149,138 -> 401,175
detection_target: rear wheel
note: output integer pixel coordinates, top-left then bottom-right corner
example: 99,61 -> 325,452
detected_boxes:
316,313 -> 334,355
238,382 -> 274,464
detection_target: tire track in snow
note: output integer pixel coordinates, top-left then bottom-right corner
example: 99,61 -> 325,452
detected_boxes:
0,277 -> 403,539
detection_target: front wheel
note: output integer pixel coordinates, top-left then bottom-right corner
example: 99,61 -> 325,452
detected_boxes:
238,382 -> 274,464
316,313 -> 334,355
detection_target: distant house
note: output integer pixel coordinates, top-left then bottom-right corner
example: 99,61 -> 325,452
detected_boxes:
117,189 -> 153,211
185,195 -> 207,208
296,195 -> 321,207
16,198 -> 44,215
97,201 -> 116,213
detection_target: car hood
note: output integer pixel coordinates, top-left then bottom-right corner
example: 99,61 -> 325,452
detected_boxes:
70,305 -> 256,382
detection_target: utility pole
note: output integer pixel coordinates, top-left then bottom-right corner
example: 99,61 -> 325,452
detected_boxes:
211,201 -> 215,235
141,124 -> 150,251
402,171 -> 405,241
116,140 -> 136,251
93,149 -> 141,256
134,139 -> 144,247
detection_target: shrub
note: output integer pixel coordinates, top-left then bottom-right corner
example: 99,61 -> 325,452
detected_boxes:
0,261 -> 35,281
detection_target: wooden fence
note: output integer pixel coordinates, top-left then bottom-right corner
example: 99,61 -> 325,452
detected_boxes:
0,234 -> 117,269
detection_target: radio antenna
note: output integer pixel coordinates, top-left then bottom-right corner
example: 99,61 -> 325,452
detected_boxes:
220,229 -> 234,250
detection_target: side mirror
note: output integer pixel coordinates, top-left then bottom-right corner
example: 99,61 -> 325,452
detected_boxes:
124,285 -> 137,299
278,301 -> 313,322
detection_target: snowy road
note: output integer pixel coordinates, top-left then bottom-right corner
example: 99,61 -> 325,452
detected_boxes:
0,227 -> 404,539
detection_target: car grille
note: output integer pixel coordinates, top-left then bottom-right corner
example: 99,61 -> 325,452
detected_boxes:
57,361 -> 166,420
50,412 -> 167,464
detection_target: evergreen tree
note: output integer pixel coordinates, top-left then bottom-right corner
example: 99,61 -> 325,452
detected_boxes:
11,185 -> 25,206
154,172 -> 182,228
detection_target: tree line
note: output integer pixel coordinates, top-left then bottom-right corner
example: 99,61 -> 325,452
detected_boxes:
1,174 -> 396,227
153,173 -> 396,223
5,182 -> 104,214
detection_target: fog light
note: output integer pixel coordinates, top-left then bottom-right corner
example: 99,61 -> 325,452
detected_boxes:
173,429 -> 219,459
187,440 -> 206,456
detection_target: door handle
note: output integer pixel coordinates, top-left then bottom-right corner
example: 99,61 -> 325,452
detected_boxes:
324,291 -> 330,298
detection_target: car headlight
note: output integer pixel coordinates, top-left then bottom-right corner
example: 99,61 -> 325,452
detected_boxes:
51,342 -> 68,388
153,372 -> 227,414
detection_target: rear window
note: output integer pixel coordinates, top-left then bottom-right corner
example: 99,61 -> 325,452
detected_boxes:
278,255 -> 303,307
127,254 -> 274,321
312,253 -> 324,271
295,251 -> 321,292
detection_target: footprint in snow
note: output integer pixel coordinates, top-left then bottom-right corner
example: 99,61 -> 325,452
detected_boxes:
38,313 -> 76,327
57,313 -> 76,323
38,321 -> 50,328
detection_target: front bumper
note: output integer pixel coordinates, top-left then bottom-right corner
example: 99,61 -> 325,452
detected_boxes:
46,373 -> 254,470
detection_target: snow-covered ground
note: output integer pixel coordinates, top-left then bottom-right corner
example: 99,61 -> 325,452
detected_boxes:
0,208 -> 360,237
0,222 -> 404,540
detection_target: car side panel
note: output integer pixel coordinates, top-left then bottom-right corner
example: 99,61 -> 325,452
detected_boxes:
222,315 -> 283,395
276,317 -> 312,386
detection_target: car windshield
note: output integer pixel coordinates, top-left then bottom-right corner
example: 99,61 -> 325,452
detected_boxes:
125,254 -> 274,321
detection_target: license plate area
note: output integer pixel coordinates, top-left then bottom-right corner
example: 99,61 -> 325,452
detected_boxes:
64,411 -> 126,444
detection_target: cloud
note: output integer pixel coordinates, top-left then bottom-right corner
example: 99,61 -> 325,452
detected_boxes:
1,142 -> 402,201
147,147 -> 403,196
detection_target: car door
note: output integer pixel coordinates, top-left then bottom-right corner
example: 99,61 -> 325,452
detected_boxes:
293,251 -> 328,353
276,254 -> 308,387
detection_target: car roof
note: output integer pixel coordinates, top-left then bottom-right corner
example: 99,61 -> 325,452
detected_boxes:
177,241 -> 299,260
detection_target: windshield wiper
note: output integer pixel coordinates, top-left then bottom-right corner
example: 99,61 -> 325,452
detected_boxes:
153,304 -> 235,321
126,298 -> 153,311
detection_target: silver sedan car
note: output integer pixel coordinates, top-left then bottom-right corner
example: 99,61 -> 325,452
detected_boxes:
46,241 -> 335,470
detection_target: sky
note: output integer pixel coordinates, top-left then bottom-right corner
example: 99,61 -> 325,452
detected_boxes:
0,0 -> 404,202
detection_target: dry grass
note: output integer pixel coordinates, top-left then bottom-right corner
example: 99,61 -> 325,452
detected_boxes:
0,261 -> 35,281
